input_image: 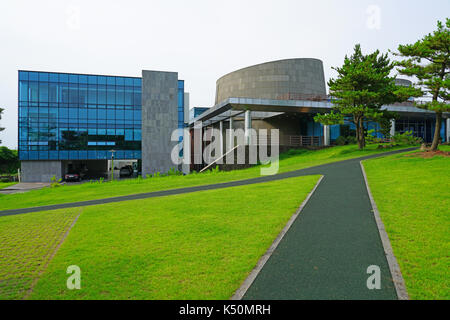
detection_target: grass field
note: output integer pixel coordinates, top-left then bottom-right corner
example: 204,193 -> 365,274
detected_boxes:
0,175 -> 319,299
363,146 -> 450,300
0,208 -> 80,299
0,144 -> 412,211
0,182 -> 17,189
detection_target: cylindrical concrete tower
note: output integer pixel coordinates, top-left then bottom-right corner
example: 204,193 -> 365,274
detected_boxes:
215,58 -> 326,104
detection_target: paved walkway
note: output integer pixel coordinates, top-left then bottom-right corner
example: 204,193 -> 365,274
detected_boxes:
0,182 -> 50,195
243,158 -> 398,299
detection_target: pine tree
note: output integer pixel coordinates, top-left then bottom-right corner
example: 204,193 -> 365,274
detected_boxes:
315,44 -> 418,150
394,18 -> 450,151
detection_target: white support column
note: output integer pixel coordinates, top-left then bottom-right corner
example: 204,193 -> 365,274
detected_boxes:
390,119 -> 396,138
244,110 -> 252,146
323,125 -> 330,146
228,117 -> 234,151
219,120 -> 224,157
182,128 -> 191,175
447,118 -> 450,143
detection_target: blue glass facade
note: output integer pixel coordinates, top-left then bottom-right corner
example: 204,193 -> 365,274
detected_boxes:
18,70 -> 186,161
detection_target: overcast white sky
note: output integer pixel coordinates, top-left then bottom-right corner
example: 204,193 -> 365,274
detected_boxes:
0,0 -> 448,148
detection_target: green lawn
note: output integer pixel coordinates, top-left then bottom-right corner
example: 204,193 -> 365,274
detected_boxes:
0,182 -> 17,190
0,175 -> 320,299
363,145 -> 450,300
0,144 -> 412,211
0,208 -> 80,299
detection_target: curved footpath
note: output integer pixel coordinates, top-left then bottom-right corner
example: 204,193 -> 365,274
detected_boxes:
0,148 -> 414,217
0,148 -> 415,300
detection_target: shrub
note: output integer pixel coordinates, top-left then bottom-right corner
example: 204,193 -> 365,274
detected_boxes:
50,176 -> 62,188
336,136 -> 347,146
346,136 -> 357,145
392,131 -> 422,145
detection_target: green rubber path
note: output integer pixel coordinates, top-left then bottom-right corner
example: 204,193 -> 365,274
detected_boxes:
243,157 -> 399,300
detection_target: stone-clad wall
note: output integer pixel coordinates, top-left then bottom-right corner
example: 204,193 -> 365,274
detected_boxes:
215,58 -> 326,104
21,160 -> 63,182
141,70 -> 179,177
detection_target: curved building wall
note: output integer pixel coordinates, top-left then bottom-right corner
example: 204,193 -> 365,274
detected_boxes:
215,58 -> 326,104
395,78 -> 413,87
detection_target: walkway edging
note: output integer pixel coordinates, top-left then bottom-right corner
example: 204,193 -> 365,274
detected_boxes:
360,161 -> 409,300
230,175 -> 324,300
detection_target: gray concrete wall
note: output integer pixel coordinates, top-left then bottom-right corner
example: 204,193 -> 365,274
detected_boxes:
141,70 -> 179,177
215,58 -> 326,104
21,160 -> 63,182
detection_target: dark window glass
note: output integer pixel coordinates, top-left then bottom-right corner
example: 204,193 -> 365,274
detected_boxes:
39,82 -> 49,102
48,82 -> 58,103
19,71 -> 29,81
39,72 -> 49,82
19,81 -> 28,101
29,82 -> 38,102
59,73 -> 69,83
98,85 -> 106,104
29,72 -> 39,81
69,74 -> 79,83
107,86 -> 116,104
133,78 -> 141,87
98,76 -> 107,85
49,73 -> 59,82
107,76 -> 115,86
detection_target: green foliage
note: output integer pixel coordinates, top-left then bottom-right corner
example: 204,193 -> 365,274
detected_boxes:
50,176 -> 62,188
167,167 -> 182,176
314,44 -> 417,149
394,18 -> 450,150
346,136 -> 357,145
0,147 -> 20,174
391,131 -> 422,145
335,136 -> 347,146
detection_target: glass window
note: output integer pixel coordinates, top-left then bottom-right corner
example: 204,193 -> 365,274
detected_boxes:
124,86 -> 133,105
29,82 -> 38,102
19,81 -> 28,101
125,129 -> 133,141
107,86 -> 116,104
79,75 -> 88,84
39,82 -> 49,102
116,77 -> 125,86
88,84 -> 97,104
59,108 -> 69,118
59,73 -> 69,83
134,129 -> 141,141
124,78 -> 133,86
28,72 -> 39,81
39,72 -> 49,82
19,71 -> 29,81
88,108 -> 96,119
98,109 -> 106,119
49,73 -> 59,82
133,78 -> 141,87
98,85 -> 106,104
98,76 -> 107,85
69,74 -> 79,83
107,76 -> 115,86
48,82 -> 58,103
